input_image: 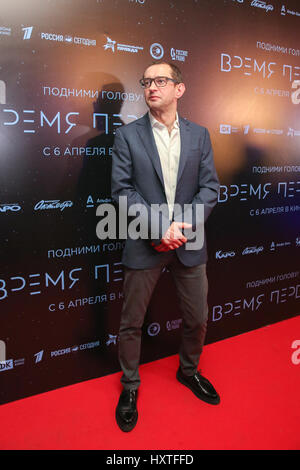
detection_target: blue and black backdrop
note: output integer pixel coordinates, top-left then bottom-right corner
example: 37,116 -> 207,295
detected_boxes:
0,0 -> 299,404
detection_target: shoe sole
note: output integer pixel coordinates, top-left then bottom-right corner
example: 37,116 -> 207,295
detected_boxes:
176,372 -> 220,405
115,409 -> 138,432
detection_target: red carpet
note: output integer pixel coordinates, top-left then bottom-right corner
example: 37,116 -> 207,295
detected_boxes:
0,315 -> 300,450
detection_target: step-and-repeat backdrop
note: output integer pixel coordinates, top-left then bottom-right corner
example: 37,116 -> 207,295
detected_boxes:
0,0 -> 299,404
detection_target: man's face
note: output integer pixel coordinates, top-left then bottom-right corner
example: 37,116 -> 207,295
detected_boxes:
142,64 -> 185,112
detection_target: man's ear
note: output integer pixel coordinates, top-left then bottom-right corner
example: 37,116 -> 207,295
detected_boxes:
175,82 -> 186,99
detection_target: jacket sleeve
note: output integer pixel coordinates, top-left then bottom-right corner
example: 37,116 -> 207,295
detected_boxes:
174,128 -> 220,230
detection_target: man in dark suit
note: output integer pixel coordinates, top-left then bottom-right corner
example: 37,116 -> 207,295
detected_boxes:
111,62 -> 220,432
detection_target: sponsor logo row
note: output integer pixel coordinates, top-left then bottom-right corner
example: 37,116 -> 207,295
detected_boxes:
0,26 -> 188,63
232,1 -> 300,17
2,185 -> 300,214
0,196 -> 111,214
0,320 -> 182,372
220,124 -> 300,137
216,238 -> 300,260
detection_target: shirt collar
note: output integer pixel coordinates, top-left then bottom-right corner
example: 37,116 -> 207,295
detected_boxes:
148,111 -> 179,130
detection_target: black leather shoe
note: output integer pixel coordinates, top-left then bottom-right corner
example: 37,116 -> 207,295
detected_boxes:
176,368 -> 220,405
115,388 -> 138,432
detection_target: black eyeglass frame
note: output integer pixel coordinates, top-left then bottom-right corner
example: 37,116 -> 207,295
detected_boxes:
139,76 -> 178,88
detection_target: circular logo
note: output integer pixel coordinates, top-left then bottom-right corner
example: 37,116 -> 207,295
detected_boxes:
147,322 -> 160,336
150,43 -> 164,60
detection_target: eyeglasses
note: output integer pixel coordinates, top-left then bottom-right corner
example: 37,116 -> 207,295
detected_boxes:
139,76 -> 178,88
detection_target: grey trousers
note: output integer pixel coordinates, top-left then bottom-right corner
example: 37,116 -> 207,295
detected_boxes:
118,251 -> 209,390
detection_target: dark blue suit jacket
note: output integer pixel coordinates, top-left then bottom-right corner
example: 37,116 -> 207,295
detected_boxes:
111,112 -> 219,268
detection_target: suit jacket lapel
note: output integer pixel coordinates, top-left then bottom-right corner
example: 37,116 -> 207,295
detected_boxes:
176,116 -> 191,185
136,113 -> 165,188
136,113 -> 191,190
